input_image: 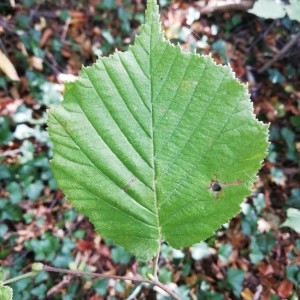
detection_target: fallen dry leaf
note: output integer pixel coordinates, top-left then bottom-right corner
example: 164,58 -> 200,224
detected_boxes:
40,28 -> 53,47
0,49 -> 20,81
28,56 -> 44,71
241,287 -> 253,300
277,279 -> 293,298
77,240 -> 95,251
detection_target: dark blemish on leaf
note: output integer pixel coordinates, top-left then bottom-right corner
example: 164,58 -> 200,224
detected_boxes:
211,182 -> 222,192
121,177 -> 136,192
208,179 -> 223,200
208,176 -> 242,200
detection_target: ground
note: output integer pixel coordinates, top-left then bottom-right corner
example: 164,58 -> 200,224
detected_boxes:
0,0 -> 300,299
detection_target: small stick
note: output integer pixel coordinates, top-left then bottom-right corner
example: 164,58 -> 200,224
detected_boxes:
258,32 -> 300,73
42,265 -> 180,300
195,0 -> 254,15
61,17 -> 71,42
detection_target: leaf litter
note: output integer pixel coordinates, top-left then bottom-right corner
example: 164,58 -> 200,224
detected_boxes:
0,0 -> 299,298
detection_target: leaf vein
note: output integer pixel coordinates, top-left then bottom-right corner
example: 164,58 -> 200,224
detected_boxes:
158,70 -> 233,209
92,62 -> 153,170
118,53 -> 151,113
131,46 -> 149,79
52,113 -> 156,218
83,70 -> 154,188
57,165 -> 157,227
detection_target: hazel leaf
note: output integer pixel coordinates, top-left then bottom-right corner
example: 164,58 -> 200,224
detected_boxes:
48,0 -> 269,260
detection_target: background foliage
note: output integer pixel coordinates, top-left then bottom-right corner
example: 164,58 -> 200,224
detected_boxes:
0,0 -> 299,299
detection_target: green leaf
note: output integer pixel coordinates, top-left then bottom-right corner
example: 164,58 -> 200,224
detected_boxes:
7,182 -> 22,204
285,188 -> 300,209
256,233 -> 277,255
48,0 -> 268,260
285,0 -> 300,22
174,285 -> 190,300
286,264 -> 300,285
93,278 -> 109,296
158,266 -> 172,283
248,0 -> 286,19
281,208 -> 300,233
218,243 -> 233,263
31,283 -> 47,297
0,285 -> 13,300
25,180 -> 44,201
225,268 -> 245,297
111,246 -> 132,265
0,224 -> 8,240
248,0 -> 300,21
0,117 -> 13,144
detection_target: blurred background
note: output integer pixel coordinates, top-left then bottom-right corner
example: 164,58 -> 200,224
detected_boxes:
0,0 -> 299,299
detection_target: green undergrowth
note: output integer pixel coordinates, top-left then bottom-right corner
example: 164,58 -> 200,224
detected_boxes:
0,0 -> 299,299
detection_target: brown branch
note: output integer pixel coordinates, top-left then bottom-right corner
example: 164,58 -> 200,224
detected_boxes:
194,0 -> 254,15
43,265 -> 180,300
1,148 -> 21,157
258,32 -> 300,73
46,275 -> 72,297
29,9 -> 60,19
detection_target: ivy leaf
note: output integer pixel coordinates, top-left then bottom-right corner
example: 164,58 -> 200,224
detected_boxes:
248,0 -> 300,21
285,0 -> 300,22
48,0 -> 268,260
280,208 -> 300,233
248,0 -> 285,19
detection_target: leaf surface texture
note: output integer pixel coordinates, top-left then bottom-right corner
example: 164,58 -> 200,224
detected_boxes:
48,0 -> 269,259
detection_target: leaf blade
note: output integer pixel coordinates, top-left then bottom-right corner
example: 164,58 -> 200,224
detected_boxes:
48,0 -> 269,259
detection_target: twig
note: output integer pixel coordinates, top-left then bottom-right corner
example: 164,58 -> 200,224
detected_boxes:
258,32 -> 300,73
194,0 -> 254,15
1,148 -> 22,157
2,271 -> 37,285
0,17 -> 16,32
29,9 -> 59,19
42,265 -> 180,300
152,242 -> 161,279
44,53 -> 62,75
9,0 -> 15,8
61,16 -> 71,42
46,275 -> 72,297
247,21 -> 275,53
126,283 -> 143,300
